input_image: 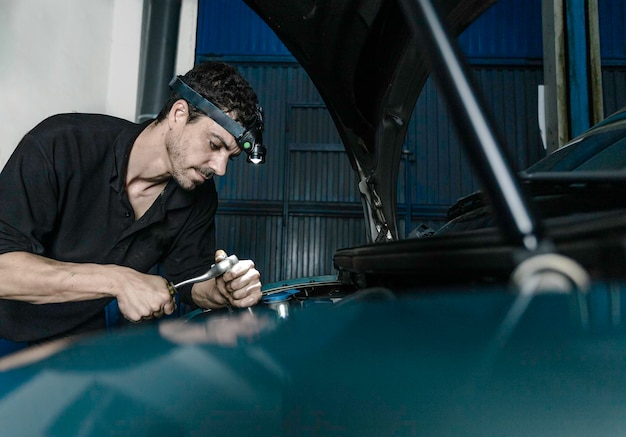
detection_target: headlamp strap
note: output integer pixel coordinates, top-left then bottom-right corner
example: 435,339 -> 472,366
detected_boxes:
169,76 -> 245,143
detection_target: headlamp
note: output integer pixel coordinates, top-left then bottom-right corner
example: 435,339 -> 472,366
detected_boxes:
169,76 -> 266,164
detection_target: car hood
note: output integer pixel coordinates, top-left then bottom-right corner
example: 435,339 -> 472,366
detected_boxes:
243,0 -> 496,240
2,287 -> 626,435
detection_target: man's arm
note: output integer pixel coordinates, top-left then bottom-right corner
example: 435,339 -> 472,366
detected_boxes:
0,251 -> 176,321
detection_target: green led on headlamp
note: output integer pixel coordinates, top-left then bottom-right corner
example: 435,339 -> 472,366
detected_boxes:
169,76 -> 266,164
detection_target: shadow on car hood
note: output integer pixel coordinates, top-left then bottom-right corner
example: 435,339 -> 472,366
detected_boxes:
243,0 -> 497,238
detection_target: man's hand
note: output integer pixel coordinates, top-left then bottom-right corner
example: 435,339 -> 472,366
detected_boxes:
191,251 -> 262,309
113,269 -> 176,322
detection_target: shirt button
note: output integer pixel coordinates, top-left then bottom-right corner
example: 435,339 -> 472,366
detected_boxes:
124,212 -> 131,217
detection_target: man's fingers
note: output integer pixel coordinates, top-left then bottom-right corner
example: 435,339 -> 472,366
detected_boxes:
222,259 -> 256,283
121,294 -> 176,322
215,249 -> 228,262
230,288 -> 262,308
164,299 -> 176,315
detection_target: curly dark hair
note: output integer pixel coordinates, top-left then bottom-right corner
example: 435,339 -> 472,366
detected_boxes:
157,61 -> 259,128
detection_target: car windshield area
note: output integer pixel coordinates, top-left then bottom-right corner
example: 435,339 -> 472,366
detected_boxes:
524,119 -> 626,173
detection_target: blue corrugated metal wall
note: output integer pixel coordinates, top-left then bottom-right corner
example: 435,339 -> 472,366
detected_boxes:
599,0 -> 626,62
197,0 -> 626,283
196,0 -> 291,57
205,63 -> 367,283
458,0 -> 543,61
403,67 -> 545,232
598,0 -> 626,116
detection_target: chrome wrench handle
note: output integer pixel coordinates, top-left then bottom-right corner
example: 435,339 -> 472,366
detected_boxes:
167,255 -> 239,294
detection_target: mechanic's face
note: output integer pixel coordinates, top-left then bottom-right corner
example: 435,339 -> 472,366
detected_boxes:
167,102 -> 241,191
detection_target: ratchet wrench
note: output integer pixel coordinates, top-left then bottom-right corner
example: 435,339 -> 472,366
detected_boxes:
167,254 -> 239,295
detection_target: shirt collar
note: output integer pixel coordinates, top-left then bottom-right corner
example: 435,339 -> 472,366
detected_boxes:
109,120 -> 196,209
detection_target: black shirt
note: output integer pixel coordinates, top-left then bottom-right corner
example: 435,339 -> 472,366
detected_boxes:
0,114 -> 217,342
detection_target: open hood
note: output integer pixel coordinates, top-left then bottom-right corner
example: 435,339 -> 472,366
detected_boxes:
243,0 -> 497,240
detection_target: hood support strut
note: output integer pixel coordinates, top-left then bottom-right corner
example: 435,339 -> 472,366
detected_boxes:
399,0 -> 542,252
357,162 -> 394,243
397,0 -> 592,296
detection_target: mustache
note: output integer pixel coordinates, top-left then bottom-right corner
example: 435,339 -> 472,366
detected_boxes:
198,168 -> 214,179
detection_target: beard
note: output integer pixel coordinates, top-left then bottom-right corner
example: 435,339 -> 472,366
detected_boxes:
166,139 -> 214,191
166,138 -> 196,191
172,169 -> 196,191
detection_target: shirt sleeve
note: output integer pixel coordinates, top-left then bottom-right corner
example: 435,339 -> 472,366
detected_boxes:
0,132 -> 60,256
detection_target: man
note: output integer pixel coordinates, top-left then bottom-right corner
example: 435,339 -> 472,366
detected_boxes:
0,61 -> 263,343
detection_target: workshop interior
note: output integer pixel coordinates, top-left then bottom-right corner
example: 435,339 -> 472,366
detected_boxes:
0,0 -> 625,435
